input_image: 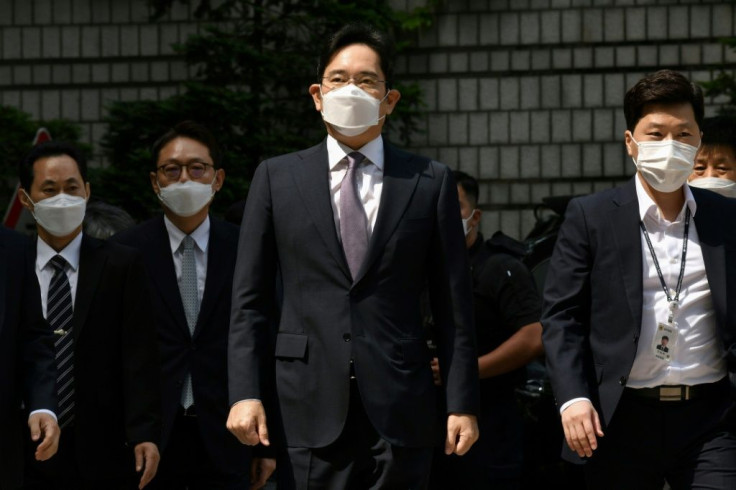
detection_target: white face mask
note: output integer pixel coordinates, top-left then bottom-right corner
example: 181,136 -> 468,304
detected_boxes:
461,209 -> 477,236
320,84 -> 387,137
688,177 -> 736,198
23,191 -> 87,237
631,136 -> 699,193
157,177 -> 216,217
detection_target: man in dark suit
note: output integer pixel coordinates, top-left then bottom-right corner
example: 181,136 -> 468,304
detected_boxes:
113,121 -> 276,489
17,142 -> 161,489
227,23 -> 480,489
0,227 -> 59,490
542,69 -> 736,489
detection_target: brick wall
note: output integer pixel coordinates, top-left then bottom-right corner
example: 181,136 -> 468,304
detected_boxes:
1,0 -> 734,238
393,0 -> 736,239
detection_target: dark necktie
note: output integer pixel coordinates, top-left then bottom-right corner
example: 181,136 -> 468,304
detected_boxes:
340,152 -> 368,279
48,255 -> 75,428
179,235 -> 198,408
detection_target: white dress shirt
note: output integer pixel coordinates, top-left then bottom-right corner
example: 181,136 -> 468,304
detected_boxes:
561,179 -> 726,413
164,215 -> 210,305
327,134 -> 384,239
627,176 -> 726,387
36,232 -> 83,317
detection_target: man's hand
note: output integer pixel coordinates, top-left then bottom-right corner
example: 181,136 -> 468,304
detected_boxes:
28,412 -> 59,461
227,400 -> 270,446
561,400 -> 604,458
134,442 -> 160,489
250,457 -> 277,490
445,413 -> 479,456
430,357 -> 442,386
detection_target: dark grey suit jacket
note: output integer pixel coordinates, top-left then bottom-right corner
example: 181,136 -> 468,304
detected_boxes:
114,216 -> 255,471
229,139 -> 480,449
542,177 -> 736,462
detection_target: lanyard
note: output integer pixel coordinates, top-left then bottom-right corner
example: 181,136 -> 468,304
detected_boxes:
639,207 -> 690,324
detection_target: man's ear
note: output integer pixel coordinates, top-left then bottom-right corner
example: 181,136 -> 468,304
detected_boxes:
309,84 -> 323,112
213,168 -> 225,192
470,208 -> 482,228
150,172 -> 160,195
624,130 -> 635,158
18,188 -> 33,210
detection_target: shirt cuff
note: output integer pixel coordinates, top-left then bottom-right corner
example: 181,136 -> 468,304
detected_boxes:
29,409 -> 57,422
231,399 -> 261,407
559,397 -> 591,415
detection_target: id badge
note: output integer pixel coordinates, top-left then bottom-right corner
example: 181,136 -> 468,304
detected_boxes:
653,322 -> 676,362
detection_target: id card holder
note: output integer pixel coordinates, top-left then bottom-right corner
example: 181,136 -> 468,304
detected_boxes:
653,322 -> 676,362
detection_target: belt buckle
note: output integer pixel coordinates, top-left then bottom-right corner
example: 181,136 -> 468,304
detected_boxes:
659,386 -> 684,402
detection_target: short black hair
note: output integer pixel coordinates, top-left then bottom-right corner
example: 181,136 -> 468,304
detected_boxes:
151,120 -> 222,168
317,23 -> 396,88
83,200 -> 136,239
701,116 -> 736,150
662,336 -> 669,341
453,170 -> 479,208
623,69 -> 704,132
18,141 -> 88,190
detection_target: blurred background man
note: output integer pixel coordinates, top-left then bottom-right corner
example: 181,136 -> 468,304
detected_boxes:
688,115 -> 736,197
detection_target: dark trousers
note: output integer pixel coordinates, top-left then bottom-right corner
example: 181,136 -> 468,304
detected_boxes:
429,395 -> 523,490
585,379 -> 736,490
146,407 -> 249,490
22,425 -> 136,490
281,381 -> 433,490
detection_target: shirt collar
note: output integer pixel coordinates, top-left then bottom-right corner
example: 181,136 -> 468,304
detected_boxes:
37,232 -> 83,272
326,134 -> 384,171
634,174 -> 697,223
164,215 -> 210,254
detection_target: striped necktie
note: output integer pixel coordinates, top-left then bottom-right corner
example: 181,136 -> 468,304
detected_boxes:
48,255 -> 75,428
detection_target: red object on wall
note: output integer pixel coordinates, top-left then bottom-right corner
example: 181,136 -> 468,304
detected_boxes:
3,128 -> 52,229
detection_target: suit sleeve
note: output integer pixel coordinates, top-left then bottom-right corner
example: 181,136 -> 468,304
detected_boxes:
121,252 -> 162,445
21,245 -> 57,413
428,166 -> 480,416
229,161 -> 277,404
541,197 -> 595,408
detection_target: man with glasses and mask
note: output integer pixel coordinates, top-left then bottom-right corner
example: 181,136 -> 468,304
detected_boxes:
542,69 -> 736,488
113,121 -> 276,489
687,116 -> 736,198
226,23 -> 479,489
18,141 -> 161,489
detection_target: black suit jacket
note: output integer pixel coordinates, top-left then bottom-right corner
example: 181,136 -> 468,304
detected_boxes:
541,178 -> 736,462
113,216 -> 252,471
0,228 -> 55,489
229,139 -> 479,449
34,235 -> 162,479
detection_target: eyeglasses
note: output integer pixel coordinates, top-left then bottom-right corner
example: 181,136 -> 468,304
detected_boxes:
321,74 -> 387,92
157,162 -> 214,181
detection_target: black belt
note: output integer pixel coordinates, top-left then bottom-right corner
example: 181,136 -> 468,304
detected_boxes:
180,405 -> 197,417
626,378 -> 727,402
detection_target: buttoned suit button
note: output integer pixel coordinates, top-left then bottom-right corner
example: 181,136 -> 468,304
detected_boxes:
343,333 -> 351,342
633,335 -> 639,343
619,376 -> 627,386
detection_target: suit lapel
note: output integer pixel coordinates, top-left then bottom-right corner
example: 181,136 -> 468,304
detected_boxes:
72,235 -> 106,341
353,143 -> 423,285
691,192 -> 727,329
610,179 -> 643,333
146,217 -> 191,337
195,219 -> 228,338
290,141 -> 352,280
